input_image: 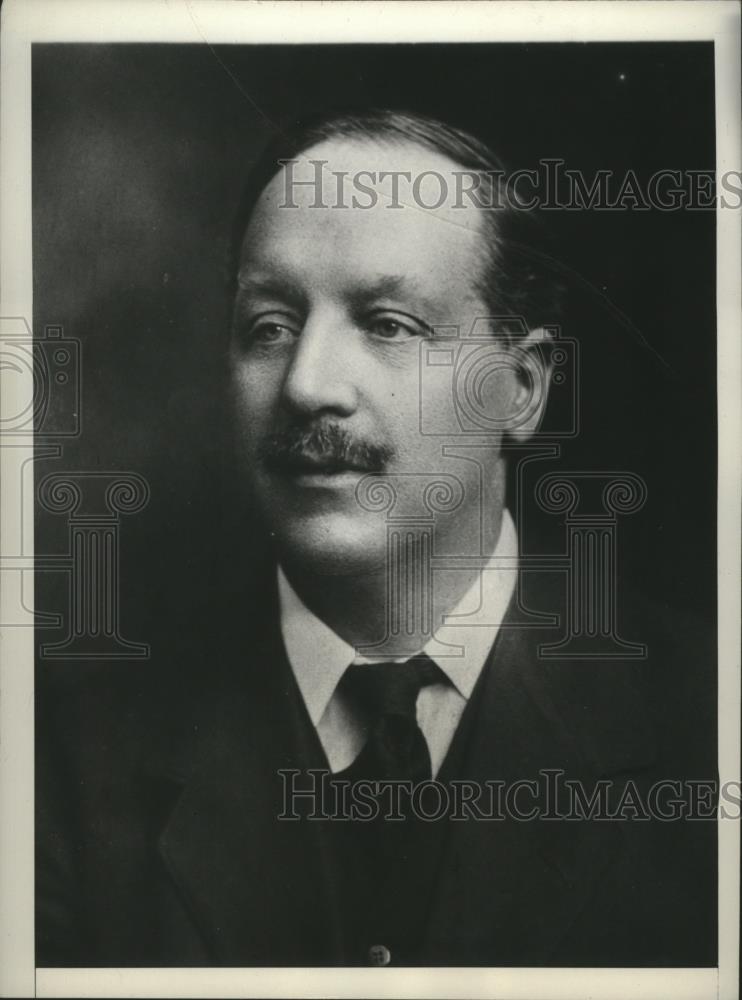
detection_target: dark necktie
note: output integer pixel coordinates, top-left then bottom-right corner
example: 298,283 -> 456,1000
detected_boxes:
334,654 -> 445,785
329,654 -> 448,963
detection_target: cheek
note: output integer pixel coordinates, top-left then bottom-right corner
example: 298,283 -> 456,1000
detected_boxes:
230,361 -> 281,418
228,371 -> 279,457
381,387 -> 423,455
479,368 -> 518,419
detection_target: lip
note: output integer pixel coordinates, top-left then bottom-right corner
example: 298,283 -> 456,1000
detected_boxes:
266,452 -> 375,482
270,464 -> 367,489
287,469 -> 365,489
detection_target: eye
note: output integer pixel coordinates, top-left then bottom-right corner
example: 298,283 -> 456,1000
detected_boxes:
252,321 -> 296,343
366,313 -> 428,341
238,313 -> 300,347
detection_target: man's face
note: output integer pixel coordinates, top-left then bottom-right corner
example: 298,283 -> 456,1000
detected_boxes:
230,137 -> 536,575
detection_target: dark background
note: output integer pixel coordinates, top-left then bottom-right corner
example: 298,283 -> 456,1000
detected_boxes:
32,42 -> 717,653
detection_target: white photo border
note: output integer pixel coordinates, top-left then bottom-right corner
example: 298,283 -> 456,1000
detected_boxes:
1,2 -> 739,998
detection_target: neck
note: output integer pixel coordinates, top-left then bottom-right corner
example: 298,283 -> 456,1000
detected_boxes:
280,503 -> 507,656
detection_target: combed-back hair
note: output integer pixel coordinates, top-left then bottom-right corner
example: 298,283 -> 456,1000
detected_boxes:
229,108 -> 564,334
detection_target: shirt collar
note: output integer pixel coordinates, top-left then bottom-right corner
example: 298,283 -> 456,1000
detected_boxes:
278,509 -> 518,726
277,567 -> 355,727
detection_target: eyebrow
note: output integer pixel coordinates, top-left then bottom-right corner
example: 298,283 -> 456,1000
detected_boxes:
235,272 -> 307,312
347,275 -> 438,315
352,275 -> 407,301
235,271 -> 437,317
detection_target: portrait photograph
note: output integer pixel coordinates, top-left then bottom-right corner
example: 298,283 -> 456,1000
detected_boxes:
0,2 -> 739,999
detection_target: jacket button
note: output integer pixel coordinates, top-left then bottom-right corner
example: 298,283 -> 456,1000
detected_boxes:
368,944 -> 391,966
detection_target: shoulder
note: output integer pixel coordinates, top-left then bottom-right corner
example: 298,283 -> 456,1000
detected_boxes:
510,568 -> 716,778
37,555 -> 283,779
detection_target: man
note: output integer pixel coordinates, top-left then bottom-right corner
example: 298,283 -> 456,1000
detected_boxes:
36,110 -> 716,968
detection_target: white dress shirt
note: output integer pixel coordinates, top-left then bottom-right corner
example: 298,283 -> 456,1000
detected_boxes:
278,510 -> 518,777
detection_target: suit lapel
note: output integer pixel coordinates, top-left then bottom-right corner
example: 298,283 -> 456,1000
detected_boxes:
145,591 -> 343,965
425,575 -> 657,964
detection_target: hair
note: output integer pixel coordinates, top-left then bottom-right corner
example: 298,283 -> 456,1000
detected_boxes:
228,108 -> 564,334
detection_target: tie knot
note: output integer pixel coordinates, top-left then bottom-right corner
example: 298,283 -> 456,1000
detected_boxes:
339,654 -> 444,720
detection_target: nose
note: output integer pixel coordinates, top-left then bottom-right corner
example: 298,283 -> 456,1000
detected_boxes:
281,308 -> 358,417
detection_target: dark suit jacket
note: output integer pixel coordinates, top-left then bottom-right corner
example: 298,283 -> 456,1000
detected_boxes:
36,562 -> 717,967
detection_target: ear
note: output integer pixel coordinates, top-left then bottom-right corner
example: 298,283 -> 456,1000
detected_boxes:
504,326 -> 553,443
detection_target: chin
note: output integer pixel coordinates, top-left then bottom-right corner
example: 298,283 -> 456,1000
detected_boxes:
269,513 -> 388,578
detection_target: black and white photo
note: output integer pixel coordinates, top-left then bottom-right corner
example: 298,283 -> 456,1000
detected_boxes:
0,2 -> 739,998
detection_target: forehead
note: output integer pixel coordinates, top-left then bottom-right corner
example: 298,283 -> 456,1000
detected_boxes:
238,137 -> 489,303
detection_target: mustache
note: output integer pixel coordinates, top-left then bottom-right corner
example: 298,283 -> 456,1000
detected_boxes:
260,422 -> 394,475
